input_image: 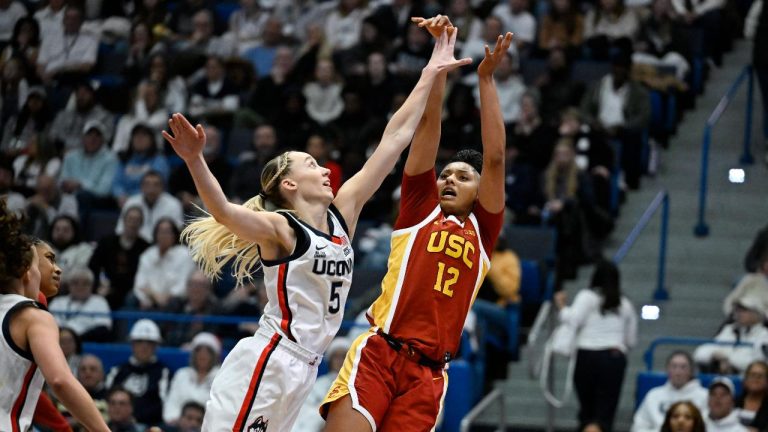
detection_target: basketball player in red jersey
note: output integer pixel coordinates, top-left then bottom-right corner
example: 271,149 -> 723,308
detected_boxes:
321,16 -> 513,431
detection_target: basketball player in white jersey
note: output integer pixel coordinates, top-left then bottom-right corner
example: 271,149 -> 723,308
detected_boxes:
162,28 -> 472,432
0,199 -> 109,432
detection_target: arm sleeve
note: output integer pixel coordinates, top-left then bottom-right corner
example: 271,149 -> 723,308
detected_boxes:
394,168 -> 440,230
162,371 -> 183,423
559,290 -> 593,329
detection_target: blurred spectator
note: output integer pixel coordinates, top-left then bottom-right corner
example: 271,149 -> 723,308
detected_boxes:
170,124 -> 230,212
633,0 -> 691,81
242,17 -> 291,78
89,205 -> 150,310
632,351 -> 708,432
48,214 -> 94,276
228,0 -> 270,54
76,354 -> 108,419
0,57 -> 29,129
462,15 -> 511,64
132,218 -> 195,310
509,91 -> 558,173
272,87 -> 319,149
229,123 -> 279,202
537,0 -> 584,57
359,51 -> 396,119
440,83 -> 481,160
504,142 -> 543,224
555,260 -> 638,432
446,0 -> 483,48
491,0 -> 537,51
34,0 -> 66,42
49,266 -> 112,341
323,0 -> 370,52
536,48 -> 586,127
333,15 -> 391,76
331,88 -> 371,159
49,82 -> 114,152
36,6 -> 99,84
248,46 -> 298,120
0,0 -> 27,46
293,337 -> 351,431
542,141 -> 596,282
177,9 -> 236,58
170,401 -> 205,432
583,0 -> 640,60
25,174 -> 79,238
123,21 -> 163,85
106,319 -> 170,426
112,82 -> 169,154
745,0 -> 768,165
188,56 -> 240,120
303,58 -> 345,125
106,387 -> 144,432
472,51 -> 525,124
390,22 -> 432,78
134,0 -> 170,31
704,377 -> 747,432
163,332 -> 221,424
723,274 -> 768,318
11,134 -> 60,196
0,157 -> 25,213
580,49 -> 650,190
164,270 -> 224,345
1,17 -> 41,78
145,54 -> 188,114
660,401 -> 706,432
116,171 -> 183,242
59,326 -> 83,375
2,87 -> 52,159
694,297 -> 768,374
113,124 -> 170,207
368,0 -> 425,44
744,224 -> 768,273
305,134 -> 342,193
736,360 -> 768,429
670,0 -> 724,66
168,0 -> 216,38
220,278 -> 266,338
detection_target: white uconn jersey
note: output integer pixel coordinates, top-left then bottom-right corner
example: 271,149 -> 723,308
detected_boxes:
260,205 -> 354,354
0,294 -> 45,432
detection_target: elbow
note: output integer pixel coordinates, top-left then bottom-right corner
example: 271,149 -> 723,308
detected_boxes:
47,375 -> 69,394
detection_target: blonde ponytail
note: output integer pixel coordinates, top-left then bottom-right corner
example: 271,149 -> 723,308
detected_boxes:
181,152 -> 294,286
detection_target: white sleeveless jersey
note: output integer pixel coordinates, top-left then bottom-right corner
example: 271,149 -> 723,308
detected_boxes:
0,294 -> 45,432
260,205 -> 354,354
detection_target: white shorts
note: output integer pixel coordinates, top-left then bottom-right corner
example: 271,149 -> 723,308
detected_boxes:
202,326 -> 321,432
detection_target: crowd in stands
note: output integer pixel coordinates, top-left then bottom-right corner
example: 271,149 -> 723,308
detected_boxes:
0,0 -> 763,429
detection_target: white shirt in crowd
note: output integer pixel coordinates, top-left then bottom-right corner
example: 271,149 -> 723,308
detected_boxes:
37,29 -> 99,75
116,193 -> 184,243
598,76 -> 629,129
133,245 -> 195,306
704,410 -> 749,432
693,323 -> 768,373
631,379 -> 709,432
34,5 -> 65,42
559,289 -> 638,353
163,365 -> 219,424
490,4 -> 537,43
303,82 -> 344,125
472,75 -> 527,123
49,294 -> 112,336
0,1 -> 27,42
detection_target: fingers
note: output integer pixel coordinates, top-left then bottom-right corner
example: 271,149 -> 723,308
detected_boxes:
177,112 -> 195,130
168,117 -> 181,138
411,16 -> 425,23
502,32 -> 514,50
161,130 -> 176,145
494,34 -> 503,54
448,25 -> 458,48
484,44 -> 491,57
195,124 -> 206,140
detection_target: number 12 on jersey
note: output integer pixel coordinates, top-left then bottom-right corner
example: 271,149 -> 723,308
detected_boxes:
434,262 -> 459,297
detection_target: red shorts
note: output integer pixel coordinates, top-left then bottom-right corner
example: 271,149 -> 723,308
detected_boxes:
321,330 -> 448,431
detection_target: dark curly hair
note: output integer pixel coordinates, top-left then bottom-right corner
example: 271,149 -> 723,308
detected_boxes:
0,198 -> 34,292
447,149 -> 483,174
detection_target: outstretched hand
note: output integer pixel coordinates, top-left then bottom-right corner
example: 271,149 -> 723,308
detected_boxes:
425,27 -> 472,74
478,32 -> 514,78
162,113 -> 207,162
412,15 -> 454,39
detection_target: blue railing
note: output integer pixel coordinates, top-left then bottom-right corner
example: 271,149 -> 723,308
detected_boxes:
611,190 -> 670,300
694,65 -> 755,237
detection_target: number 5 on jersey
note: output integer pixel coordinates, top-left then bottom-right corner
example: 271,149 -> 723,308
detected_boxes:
329,281 -> 342,314
434,262 -> 459,297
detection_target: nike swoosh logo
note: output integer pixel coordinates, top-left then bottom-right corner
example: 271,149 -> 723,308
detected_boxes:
316,245 -> 328,250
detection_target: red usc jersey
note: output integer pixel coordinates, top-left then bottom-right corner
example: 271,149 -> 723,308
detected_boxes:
366,169 -> 504,361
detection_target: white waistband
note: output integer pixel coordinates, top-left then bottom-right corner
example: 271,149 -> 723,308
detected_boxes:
255,326 -> 321,366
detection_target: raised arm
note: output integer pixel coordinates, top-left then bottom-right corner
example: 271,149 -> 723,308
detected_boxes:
23,309 -> 110,432
162,114 -> 291,252
477,33 -> 513,214
333,27 -> 471,235
404,15 -> 452,176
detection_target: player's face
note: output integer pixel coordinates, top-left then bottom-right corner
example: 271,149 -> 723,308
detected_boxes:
284,151 -> 334,203
437,162 -> 480,218
35,242 -> 61,298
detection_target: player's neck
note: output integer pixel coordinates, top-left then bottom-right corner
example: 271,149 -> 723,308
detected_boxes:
294,202 -> 330,234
